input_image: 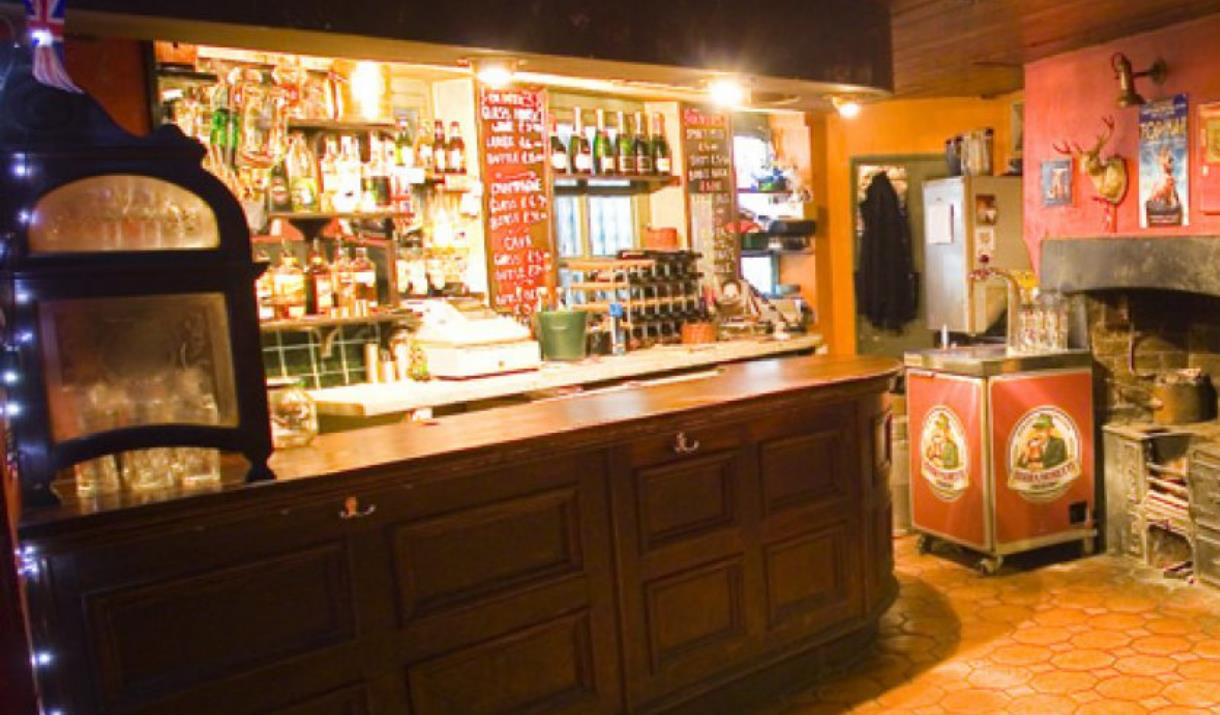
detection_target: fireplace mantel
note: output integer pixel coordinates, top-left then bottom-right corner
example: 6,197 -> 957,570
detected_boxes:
1040,236 -> 1220,296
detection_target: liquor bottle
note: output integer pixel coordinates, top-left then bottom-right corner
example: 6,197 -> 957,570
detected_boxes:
394,117 -> 415,168
304,239 -> 334,316
569,108 -> 593,174
351,246 -> 379,315
364,134 -> 390,209
447,121 -> 465,174
633,111 -> 653,174
273,250 -> 307,320
332,247 -> 356,317
319,137 -> 340,212
652,113 -> 672,175
593,108 -> 614,174
549,115 -> 569,173
254,248 -> 275,321
268,160 -> 293,213
616,111 -> 635,175
432,120 -> 448,174
286,133 -> 319,212
333,136 -> 362,213
415,122 -> 434,172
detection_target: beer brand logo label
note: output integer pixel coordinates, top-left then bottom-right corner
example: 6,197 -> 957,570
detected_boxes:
1007,407 -> 1082,503
920,407 -> 970,502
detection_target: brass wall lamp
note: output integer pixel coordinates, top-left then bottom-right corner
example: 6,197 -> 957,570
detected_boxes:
1112,52 -> 1168,107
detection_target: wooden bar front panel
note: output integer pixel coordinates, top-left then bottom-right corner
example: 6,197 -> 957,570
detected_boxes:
17,358 -> 898,715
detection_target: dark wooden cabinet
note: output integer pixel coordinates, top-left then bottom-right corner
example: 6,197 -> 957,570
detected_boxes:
17,359 -> 898,715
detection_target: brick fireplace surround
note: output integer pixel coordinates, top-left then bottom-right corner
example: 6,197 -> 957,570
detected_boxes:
1042,236 -> 1220,586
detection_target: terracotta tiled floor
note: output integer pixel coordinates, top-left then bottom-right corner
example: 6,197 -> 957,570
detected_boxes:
765,536 -> 1220,714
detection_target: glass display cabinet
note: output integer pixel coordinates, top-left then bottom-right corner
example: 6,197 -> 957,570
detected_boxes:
0,47 -> 273,507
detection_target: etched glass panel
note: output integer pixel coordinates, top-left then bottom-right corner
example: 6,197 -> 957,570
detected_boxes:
29,175 -> 220,253
39,294 -> 239,443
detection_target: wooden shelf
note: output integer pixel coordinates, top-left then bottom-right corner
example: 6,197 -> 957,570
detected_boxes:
268,210 -> 412,221
552,173 -> 679,191
287,118 -> 396,132
260,312 -> 411,332
737,188 -> 794,195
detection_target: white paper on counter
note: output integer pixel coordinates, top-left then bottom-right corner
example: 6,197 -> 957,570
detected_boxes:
926,202 -> 954,244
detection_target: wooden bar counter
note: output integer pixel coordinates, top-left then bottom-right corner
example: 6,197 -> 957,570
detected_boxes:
18,355 -> 900,715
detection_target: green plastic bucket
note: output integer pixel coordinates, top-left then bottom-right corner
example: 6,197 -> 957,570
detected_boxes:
535,310 -> 588,361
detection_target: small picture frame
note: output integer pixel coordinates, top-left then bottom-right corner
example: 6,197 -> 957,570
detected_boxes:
1041,158 -> 1073,207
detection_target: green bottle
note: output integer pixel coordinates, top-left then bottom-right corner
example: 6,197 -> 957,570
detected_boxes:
593,108 -> 615,174
633,111 -> 653,174
616,111 -> 635,175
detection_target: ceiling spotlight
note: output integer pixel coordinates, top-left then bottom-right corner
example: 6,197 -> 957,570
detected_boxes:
473,58 -> 518,89
831,96 -> 862,119
708,77 -> 747,107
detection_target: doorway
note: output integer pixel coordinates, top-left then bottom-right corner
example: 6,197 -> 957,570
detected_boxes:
851,154 -> 947,358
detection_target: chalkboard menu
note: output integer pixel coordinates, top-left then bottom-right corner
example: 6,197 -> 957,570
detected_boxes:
681,104 -> 737,284
478,85 -> 553,317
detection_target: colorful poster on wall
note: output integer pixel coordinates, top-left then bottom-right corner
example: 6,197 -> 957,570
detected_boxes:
1139,93 -> 1189,228
1198,101 -> 1220,214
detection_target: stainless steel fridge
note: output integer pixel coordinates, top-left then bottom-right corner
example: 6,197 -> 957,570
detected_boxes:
922,176 -> 1028,335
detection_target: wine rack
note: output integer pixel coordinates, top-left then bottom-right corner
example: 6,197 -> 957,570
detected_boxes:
565,250 -> 707,348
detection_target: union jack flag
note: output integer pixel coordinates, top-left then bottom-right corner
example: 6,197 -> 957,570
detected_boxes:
22,0 -> 81,93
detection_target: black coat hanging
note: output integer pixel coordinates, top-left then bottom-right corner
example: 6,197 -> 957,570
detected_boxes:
856,172 -> 917,331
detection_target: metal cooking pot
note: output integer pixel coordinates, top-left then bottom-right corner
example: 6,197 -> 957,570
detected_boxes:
1148,370 -> 1214,425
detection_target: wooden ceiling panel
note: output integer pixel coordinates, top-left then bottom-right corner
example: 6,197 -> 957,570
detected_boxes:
890,0 -> 1220,96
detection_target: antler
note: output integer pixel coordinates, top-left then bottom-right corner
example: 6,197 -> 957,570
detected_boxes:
1052,140 -> 1074,156
1092,116 -> 1116,153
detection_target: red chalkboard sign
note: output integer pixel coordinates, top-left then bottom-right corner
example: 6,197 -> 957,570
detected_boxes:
478,85 -> 554,317
681,104 -> 737,283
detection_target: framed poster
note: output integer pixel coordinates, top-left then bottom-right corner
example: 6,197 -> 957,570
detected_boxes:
1040,158 -> 1073,207
1199,101 -> 1220,214
1139,93 -> 1189,228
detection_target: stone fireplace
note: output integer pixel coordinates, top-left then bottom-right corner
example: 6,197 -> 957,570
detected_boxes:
1041,236 -> 1220,587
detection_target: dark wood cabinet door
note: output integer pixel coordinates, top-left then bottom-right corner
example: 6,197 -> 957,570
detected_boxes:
611,398 -> 867,710
363,450 -> 622,715
27,496 -> 370,715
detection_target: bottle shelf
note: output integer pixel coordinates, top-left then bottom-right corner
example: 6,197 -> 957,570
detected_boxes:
737,188 -> 793,195
260,312 -> 411,332
287,118 -> 396,133
551,173 -> 679,192
267,210 -> 414,221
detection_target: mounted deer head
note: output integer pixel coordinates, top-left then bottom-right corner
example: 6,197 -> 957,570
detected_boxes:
1053,116 -> 1129,206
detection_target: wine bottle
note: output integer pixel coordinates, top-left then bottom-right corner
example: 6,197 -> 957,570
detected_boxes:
432,120 -> 448,173
652,113 -> 672,175
394,117 -> 415,168
593,108 -> 614,174
447,120 -> 465,174
633,111 -> 653,174
569,108 -> 593,174
616,111 -> 635,175
549,114 -> 569,173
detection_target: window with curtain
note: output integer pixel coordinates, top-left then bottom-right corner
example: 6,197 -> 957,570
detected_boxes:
555,194 -> 638,258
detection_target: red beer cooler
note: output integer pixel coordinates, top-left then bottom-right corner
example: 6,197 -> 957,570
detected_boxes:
905,349 -> 1096,573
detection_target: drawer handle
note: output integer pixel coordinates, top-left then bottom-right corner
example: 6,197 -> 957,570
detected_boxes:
673,432 -> 701,455
339,496 -> 377,520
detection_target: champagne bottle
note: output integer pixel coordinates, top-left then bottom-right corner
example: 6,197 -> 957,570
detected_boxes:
616,111 -> 635,175
593,108 -> 614,174
447,121 -> 465,174
569,109 -> 593,174
633,111 -> 653,174
652,113 -> 672,175
549,115 -> 569,173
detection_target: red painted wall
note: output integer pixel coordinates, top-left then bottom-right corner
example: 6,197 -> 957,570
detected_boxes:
1024,13 -> 1220,272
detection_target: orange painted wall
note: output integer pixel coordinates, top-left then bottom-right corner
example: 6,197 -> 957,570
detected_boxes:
63,36 -> 151,136
821,96 -> 1019,354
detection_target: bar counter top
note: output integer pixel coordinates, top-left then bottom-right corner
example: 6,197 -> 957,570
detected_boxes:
309,334 -> 824,417
22,354 -> 900,535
